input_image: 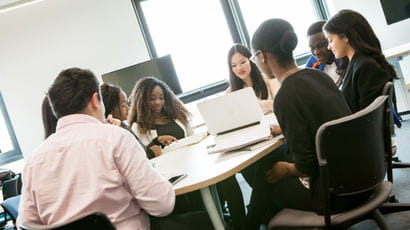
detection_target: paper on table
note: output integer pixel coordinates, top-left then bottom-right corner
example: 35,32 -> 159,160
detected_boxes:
207,124 -> 272,154
162,131 -> 208,153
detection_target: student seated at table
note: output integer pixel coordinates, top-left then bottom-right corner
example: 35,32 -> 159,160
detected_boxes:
128,77 -> 246,230
18,68 -> 175,230
100,83 -> 176,159
248,18 -> 372,229
226,43 -> 280,114
305,20 -> 347,86
323,9 -> 395,113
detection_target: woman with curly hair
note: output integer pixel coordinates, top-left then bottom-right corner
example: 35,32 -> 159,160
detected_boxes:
128,77 -> 246,229
128,77 -> 192,145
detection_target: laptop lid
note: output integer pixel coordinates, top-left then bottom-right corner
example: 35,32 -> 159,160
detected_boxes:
197,87 -> 264,136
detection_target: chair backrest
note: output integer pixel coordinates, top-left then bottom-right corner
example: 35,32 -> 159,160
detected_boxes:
382,81 -> 395,136
316,96 -> 389,196
2,174 -> 21,200
21,212 -> 116,230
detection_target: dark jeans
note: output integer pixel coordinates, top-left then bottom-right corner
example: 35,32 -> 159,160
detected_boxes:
269,176 -> 313,215
242,144 -> 289,230
173,190 -> 204,214
151,210 -> 213,230
217,175 -> 246,230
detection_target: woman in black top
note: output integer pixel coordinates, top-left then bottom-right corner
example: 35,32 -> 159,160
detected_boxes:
249,18 -> 368,229
324,9 -> 396,113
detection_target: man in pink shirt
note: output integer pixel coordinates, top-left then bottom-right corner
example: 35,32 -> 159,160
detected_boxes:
17,68 -> 175,230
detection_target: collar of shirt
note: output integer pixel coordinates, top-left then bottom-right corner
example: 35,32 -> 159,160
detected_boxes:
56,114 -> 102,132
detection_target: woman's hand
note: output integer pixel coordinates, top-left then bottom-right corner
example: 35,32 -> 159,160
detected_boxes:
259,100 -> 274,114
104,114 -> 122,126
265,161 -> 291,183
270,125 -> 282,136
266,162 -> 304,184
149,145 -> 162,157
157,135 -> 177,146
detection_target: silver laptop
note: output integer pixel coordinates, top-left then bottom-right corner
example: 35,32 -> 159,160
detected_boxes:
197,87 -> 272,153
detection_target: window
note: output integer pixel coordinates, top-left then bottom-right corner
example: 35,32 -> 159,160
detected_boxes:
237,0 -> 319,57
133,0 -> 329,99
139,0 -> 234,92
0,91 -> 23,165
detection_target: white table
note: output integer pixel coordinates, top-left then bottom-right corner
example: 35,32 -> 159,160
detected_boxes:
151,131 -> 284,229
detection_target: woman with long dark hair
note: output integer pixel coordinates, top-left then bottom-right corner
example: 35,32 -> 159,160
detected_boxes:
324,9 -> 395,113
128,77 -> 192,145
226,44 -> 280,114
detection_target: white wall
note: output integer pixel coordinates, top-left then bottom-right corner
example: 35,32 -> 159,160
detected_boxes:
330,0 -> 410,50
0,0 -> 149,157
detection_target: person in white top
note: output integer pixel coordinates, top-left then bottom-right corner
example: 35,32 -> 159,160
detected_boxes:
18,68 -> 175,230
305,20 -> 347,87
226,44 -> 281,114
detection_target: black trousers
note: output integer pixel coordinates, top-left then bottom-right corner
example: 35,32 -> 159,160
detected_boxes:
217,175 -> 246,230
150,210 -> 213,230
242,144 -> 289,230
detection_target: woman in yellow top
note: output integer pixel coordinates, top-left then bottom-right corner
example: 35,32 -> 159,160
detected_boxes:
226,44 -> 281,114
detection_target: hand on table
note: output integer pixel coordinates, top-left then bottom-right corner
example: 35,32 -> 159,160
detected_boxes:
104,114 -> 122,126
150,145 -> 162,157
157,135 -> 177,146
270,125 -> 282,136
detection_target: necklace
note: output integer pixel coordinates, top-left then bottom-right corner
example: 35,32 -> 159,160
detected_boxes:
280,67 -> 301,78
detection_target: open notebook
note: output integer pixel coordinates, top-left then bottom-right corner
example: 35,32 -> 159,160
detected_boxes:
162,131 -> 208,153
197,87 -> 272,154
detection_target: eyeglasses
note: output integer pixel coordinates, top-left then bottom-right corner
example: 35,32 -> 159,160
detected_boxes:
250,50 -> 261,63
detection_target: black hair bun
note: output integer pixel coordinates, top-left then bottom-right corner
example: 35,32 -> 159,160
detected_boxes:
279,29 -> 298,53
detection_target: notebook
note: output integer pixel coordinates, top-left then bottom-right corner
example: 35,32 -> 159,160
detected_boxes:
162,131 -> 208,153
197,87 -> 272,154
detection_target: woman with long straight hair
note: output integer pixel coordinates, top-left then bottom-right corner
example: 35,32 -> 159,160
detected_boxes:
324,9 -> 395,113
226,44 -> 280,114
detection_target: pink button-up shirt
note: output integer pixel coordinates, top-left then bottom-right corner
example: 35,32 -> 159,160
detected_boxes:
18,114 -> 175,229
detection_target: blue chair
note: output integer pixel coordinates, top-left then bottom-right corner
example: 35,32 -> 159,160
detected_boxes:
1,195 -> 20,227
1,173 -> 21,228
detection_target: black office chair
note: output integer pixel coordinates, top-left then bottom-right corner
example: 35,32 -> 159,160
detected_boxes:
21,211 -> 116,230
268,96 -> 392,229
0,169 -> 16,227
2,173 -> 21,200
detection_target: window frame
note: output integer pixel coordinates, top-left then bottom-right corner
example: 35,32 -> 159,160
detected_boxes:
131,0 -> 330,103
0,91 -> 23,165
